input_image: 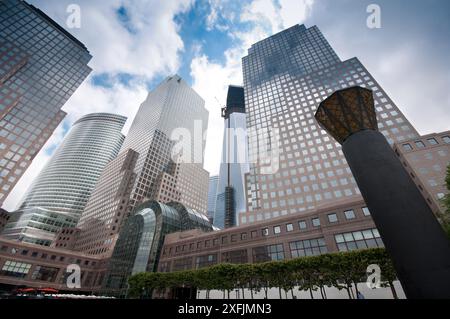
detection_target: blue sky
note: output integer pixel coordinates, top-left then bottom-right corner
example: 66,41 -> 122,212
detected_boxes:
4,0 -> 450,210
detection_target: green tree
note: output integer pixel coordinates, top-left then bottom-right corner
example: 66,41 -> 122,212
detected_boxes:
128,248 -> 397,300
443,165 -> 450,237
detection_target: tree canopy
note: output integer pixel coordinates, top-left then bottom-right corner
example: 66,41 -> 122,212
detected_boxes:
128,248 -> 397,299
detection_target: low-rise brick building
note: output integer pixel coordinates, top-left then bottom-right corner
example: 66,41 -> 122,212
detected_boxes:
158,200 -> 381,271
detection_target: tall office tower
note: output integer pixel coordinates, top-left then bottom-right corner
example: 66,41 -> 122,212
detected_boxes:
2,113 -> 126,246
75,75 -> 209,256
207,175 -> 219,222
240,24 -> 419,225
214,86 -> 249,229
0,0 -> 92,205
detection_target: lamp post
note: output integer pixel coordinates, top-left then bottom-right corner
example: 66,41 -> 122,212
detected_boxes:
314,86 -> 450,299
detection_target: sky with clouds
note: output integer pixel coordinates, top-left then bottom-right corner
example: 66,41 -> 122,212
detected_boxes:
4,0 -> 450,210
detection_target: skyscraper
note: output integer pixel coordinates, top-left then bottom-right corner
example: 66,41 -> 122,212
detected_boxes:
214,86 -> 249,229
0,0 -> 92,205
2,113 -> 126,246
241,24 -> 419,224
75,75 -> 210,256
207,175 -> 219,222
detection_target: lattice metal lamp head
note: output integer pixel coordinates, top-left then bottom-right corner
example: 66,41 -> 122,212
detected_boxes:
314,86 -> 378,145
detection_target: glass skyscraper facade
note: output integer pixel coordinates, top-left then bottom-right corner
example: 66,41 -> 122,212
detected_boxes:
2,113 -> 126,246
74,75 -> 210,256
0,0 -> 92,205
214,86 -> 249,229
241,24 -> 419,224
207,175 -> 219,221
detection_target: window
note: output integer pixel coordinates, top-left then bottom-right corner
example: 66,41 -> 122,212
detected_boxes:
427,138 -> 438,145
290,238 -> 328,257
0,261 -> 32,278
335,229 -> 383,252
31,266 -> 59,282
402,144 -> 413,151
328,214 -> 338,223
344,210 -> 356,220
241,233 -> 247,240
274,226 -> 281,234
362,207 -> 371,216
286,223 -> 294,232
415,141 -> 425,148
262,228 -> 269,236
195,254 -> 217,269
173,257 -> 192,271
252,244 -> 285,263
222,249 -> 248,264
251,230 -> 257,238
442,136 -> 450,144
312,218 -> 321,227
298,221 -> 307,230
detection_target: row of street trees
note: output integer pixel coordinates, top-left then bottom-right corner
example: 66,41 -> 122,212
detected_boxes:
128,248 -> 398,299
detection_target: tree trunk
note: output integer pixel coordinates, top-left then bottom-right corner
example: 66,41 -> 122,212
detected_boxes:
389,281 -> 399,299
223,290 -> 225,299
227,290 -> 230,299
242,287 -> 245,299
354,282 -> 360,298
264,287 -> 268,299
323,287 -> 328,299
309,288 -> 314,299
279,287 -> 282,299
346,287 -> 352,299
320,286 -> 325,299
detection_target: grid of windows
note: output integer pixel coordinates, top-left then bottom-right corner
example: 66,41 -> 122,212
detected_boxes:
172,257 -> 193,271
195,254 -> 218,269
289,238 -> 327,257
222,249 -> 248,264
335,228 -> 383,252
241,24 -> 418,223
0,260 -> 32,278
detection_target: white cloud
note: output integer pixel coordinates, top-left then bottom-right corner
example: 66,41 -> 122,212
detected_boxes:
373,44 -> 450,136
241,0 -> 283,34
278,0 -> 315,28
28,0 -> 193,78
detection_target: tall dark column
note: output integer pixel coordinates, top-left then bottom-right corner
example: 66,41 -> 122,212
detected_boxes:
315,86 -> 450,299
